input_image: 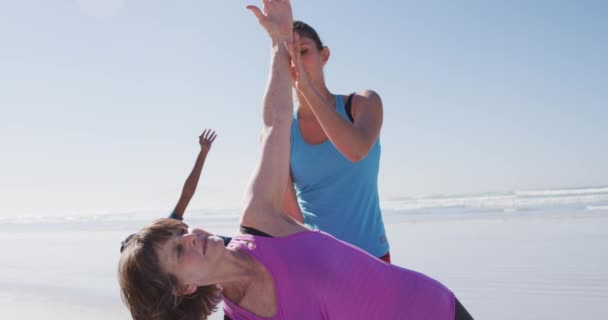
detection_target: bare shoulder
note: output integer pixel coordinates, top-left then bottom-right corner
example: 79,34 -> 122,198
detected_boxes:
352,89 -> 382,108
350,90 -> 383,118
358,89 -> 382,101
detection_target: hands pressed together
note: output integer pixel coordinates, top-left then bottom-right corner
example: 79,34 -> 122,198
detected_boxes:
246,0 -> 312,93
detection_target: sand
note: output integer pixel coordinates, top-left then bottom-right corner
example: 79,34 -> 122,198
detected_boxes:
1,211 -> 606,319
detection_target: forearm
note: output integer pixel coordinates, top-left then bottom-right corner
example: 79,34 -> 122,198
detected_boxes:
183,150 -> 208,195
299,87 -> 375,161
242,40 -> 294,219
262,41 -> 293,127
172,149 -> 208,218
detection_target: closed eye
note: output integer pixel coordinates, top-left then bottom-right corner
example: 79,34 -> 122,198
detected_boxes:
175,228 -> 187,262
176,244 -> 183,262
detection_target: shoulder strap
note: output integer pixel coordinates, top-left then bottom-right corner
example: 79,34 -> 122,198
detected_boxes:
240,225 -> 274,238
344,93 -> 355,123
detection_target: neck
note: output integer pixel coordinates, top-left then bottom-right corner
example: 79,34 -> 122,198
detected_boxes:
216,247 -> 259,297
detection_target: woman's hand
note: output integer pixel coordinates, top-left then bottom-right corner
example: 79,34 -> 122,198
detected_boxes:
247,0 -> 293,42
199,129 -> 217,153
288,33 -> 313,93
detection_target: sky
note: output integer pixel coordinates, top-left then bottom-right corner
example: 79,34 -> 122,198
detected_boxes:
0,0 -> 606,217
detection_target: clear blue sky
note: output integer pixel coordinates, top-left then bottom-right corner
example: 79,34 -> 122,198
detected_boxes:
1,0 -> 606,217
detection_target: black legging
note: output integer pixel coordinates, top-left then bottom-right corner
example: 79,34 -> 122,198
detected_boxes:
455,297 -> 474,320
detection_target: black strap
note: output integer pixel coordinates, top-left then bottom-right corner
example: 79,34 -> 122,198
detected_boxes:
168,211 -> 183,221
240,225 -> 274,238
345,93 -> 355,123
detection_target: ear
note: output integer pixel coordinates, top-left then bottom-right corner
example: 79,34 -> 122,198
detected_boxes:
183,284 -> 197,295
173,284 -> 197,296
321,46 -> 330,65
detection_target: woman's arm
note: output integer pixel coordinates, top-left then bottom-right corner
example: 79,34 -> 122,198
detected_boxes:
240,0 -> 304,234
303,89 -> 383,162
170,129 -> 217,220
293,35 -> 383,162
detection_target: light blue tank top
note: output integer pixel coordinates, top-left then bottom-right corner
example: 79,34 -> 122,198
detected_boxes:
290,94 -> 389,257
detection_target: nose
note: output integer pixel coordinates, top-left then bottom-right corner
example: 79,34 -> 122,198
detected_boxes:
182,232 -> 198,249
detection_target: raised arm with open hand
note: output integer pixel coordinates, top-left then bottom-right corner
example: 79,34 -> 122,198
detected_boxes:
240,0 -> 306,236
171,129 -> 217,219
199,128 -> 217,154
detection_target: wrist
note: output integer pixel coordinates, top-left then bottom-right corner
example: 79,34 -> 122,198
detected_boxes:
271,36 -> 292,49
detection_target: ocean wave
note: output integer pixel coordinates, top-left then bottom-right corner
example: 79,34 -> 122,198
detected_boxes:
514,186 -> 608,197
587,205 -> 608,211
2,186 -> 607,227
0,207 -> 241,229
381,186 -> 608,215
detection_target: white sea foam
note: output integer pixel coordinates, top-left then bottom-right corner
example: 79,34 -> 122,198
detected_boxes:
587,205 -> 608,211
2,186 -> 606,230
382,186 -> 608,217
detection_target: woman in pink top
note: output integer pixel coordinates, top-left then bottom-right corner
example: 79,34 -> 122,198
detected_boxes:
118,1 -> 473,319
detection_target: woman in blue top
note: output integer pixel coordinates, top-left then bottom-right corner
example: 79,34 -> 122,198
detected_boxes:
283,21 -> 390,261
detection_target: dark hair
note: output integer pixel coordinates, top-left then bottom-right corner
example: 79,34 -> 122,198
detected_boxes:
118,218 -> 221,320
293,20 -> 324,50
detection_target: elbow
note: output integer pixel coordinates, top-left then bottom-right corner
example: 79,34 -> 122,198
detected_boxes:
347,154 -> 365,163
344,147 -> 370,163
341,132 -> 377,163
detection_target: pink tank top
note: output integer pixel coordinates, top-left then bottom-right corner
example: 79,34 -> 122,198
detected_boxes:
223,231 -> 455,319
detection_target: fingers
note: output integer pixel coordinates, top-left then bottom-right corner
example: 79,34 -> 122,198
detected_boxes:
246,5 -> 265,23
200,129 -> 217,142
285,39 -> 294,58
294,32 -> 301,63
290,33 -> 303,72
285,34 -> 299,83
200,129 -> 208,140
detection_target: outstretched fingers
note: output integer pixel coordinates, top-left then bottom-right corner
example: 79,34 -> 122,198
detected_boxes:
287,33 -> 304,82
199,129 -> 217,142
246,5 -> 266,23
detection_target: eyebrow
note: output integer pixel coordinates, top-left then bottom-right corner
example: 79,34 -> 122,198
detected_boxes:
166,236 -> 179,266
170,228 -> 187,265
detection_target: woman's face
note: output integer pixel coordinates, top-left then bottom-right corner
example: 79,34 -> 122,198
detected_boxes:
155,227 -> 226,295
297,35 -> 330,85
